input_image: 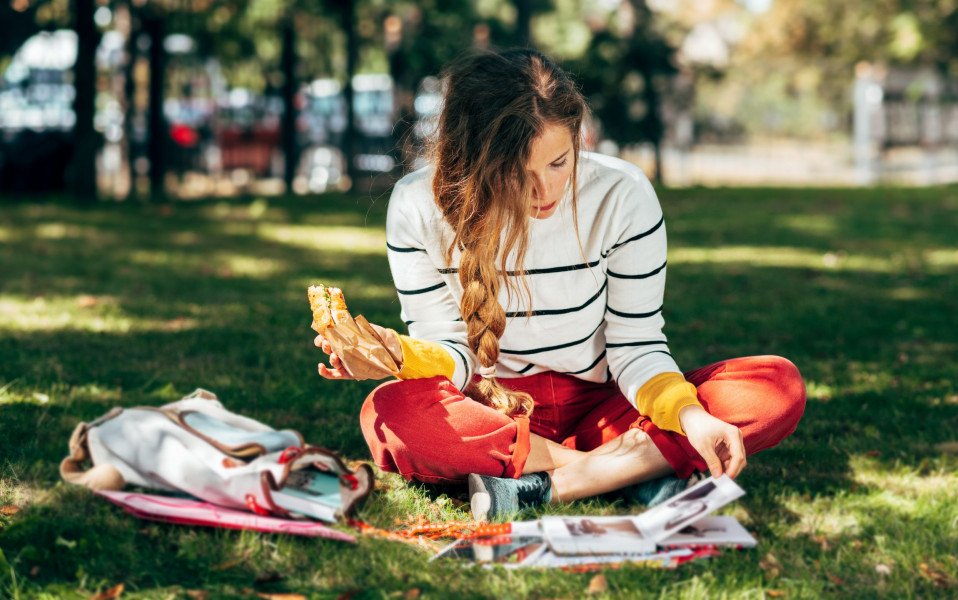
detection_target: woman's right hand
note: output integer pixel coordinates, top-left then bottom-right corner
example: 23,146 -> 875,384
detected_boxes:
315,335 -> 355,380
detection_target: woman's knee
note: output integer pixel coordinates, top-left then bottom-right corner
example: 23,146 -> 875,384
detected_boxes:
763,356 -> 807,437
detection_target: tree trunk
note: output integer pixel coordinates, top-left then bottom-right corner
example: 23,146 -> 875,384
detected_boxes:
71,0 -> 99,203
281,19 -> 299,194
144,14 -> 167,200
340,0 -> 358,188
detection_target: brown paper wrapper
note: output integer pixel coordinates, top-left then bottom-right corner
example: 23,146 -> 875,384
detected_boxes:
309,286 -> 403,380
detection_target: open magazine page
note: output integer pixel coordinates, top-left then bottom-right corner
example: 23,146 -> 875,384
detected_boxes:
431,535 -> 548,568
633,475 -> 745,543
658,516 -> 757,548
541,515 -> 656,555
528,547 -> 694,569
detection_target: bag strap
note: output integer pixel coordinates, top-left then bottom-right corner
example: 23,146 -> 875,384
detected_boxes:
260,447 -> 376,520
59,420 -> 125,491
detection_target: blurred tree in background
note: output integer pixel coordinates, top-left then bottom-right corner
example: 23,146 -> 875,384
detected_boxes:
3,0 -> 958,200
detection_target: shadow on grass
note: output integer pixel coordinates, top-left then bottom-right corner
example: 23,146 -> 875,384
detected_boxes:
1,190 -> 957,594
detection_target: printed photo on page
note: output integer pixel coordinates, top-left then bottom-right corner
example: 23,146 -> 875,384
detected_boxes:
658,516 -> 757,548
633,475 -> 745,543
541,515 -> 657,555
431,535 -> 547,567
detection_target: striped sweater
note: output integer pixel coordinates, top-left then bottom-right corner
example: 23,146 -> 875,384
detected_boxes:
386,152 -> 685,417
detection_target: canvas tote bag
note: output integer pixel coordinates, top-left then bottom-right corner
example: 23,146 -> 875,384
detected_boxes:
59,388 -> 374,520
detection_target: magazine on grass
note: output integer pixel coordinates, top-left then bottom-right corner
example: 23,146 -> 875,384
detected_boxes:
658,516 -> 756,548
269,469 -> 343,522
542,475 -> 745,555
430,535 -> 549,568
541,515 -> 657,555
632,475 -> 745,542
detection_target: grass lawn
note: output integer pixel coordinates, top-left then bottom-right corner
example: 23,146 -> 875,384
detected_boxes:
1,185 -> 957,598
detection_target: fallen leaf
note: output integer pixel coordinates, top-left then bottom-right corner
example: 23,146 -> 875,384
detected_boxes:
918,561 -> 954,587
404,589 -> 421,600
161,317 -> 194,332
29,566 -> 39,577
185,591 -> 209,600
0,505 -> 19,516
211,557 -> 245,571
77,295 -> 99,308
89,583 -> 124,600
587,574 -> 608,595
864,450 -> 881,457
812,535 -> 831,551
766,591 -> 786,598
827,574 -> 845,586
875,564 -> 892,576
256,594 -> 306,600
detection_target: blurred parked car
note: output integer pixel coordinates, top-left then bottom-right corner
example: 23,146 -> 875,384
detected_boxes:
212,89 -> 282,177
298,74 -> 395,190
0,30 -> 123,194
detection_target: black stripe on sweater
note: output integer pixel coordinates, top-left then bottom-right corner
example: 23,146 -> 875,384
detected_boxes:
501,321 -> 603,355
606,339 -> 668,349
397,281 -> 447,295
437,260 -> 601,276
607,260 -> 667,280
602,215 -> 664,257
387,241 -> 426,253
438,340 -> 471,386
405,317 -> 463,325
517,362 -> 536,374
505,280 -> 607,318
607,305 -> 663,319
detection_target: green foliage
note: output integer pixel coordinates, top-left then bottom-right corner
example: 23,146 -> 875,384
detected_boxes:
569,1 -> 678,147
1,186 -> 957,596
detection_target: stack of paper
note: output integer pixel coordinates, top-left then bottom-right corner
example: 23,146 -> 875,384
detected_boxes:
432,475 -> 756,569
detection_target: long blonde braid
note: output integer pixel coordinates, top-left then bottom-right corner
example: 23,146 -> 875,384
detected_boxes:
430,49 -> 586,418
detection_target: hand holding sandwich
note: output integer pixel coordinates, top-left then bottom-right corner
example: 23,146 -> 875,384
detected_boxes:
308,285 -> 404,380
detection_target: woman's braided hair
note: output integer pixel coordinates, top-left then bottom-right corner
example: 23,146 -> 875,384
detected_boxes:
431,48 -> 586,418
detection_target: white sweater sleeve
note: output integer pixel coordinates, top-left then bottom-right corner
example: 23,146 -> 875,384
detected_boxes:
385,181 -> 477,389
603,173 -> 682,408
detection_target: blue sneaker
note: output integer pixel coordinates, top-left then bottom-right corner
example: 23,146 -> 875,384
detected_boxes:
622,471 -> 705,507
468,472 -> 553,522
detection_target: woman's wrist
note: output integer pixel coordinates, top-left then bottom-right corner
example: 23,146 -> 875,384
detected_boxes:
678,404 -> 707,432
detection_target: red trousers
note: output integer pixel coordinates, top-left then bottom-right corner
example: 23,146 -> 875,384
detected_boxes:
360,355 -> 806,485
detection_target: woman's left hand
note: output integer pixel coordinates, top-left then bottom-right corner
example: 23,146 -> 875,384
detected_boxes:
678,405 -> 746,479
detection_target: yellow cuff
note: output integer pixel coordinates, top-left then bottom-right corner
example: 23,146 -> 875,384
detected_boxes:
395,335 -> 456,380
635,372 -> 702,435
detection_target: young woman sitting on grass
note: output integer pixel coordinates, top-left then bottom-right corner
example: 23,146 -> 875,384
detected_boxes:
315,48 -> 806,521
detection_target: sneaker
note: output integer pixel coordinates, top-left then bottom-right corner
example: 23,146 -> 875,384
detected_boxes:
468,472 -> 553,522
621,471 -> 706,508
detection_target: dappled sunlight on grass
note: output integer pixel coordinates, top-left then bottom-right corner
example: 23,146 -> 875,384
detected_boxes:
33,222 -> 113,242
925,248 -> 958,268
669,246 -> 899,272
804,380 -> 836,403
126,249 -> 286,279
776,214 -> 840,237
0,295 -> 202,333
258,224 -> 386,255
850,454 -> 958,499
2,189 -> 957,597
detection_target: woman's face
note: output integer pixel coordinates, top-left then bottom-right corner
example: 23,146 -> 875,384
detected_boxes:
525,123 -> 574,220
